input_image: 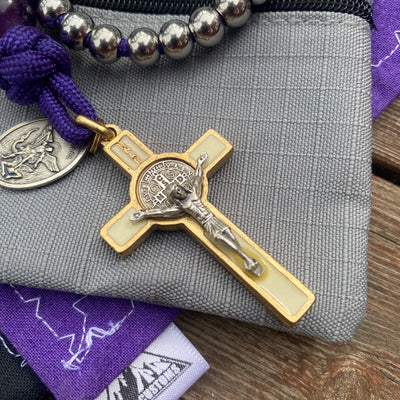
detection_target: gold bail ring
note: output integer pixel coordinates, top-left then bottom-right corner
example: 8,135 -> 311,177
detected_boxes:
75,115 -> 116,141
75,115 -> 117,153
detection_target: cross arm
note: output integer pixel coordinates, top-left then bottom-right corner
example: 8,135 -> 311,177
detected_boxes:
192,153 -> 207,195
131,206 -> 182,221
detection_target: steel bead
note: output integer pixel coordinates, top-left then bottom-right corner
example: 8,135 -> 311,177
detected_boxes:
59,11 -> 93,50
37,0 -> 71,28
128,28 -> 160,66
159,20 -> 194,60
215,0 -> 251,28
189,7 -> 224,48
89,24 -> 121,64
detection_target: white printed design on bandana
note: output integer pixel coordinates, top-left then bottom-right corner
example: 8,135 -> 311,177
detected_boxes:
372,31 -> 400,68
10,285 -> 135,371
0,334 -> 27,367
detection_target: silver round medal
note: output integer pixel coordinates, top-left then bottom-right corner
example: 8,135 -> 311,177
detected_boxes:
138,159 -> 195,209
0,119 -> 87,189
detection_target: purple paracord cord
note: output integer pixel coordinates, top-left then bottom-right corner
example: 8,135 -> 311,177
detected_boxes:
0,25 -> 96,146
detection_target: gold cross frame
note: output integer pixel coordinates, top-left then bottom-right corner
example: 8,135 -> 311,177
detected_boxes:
99,126 -> 315,327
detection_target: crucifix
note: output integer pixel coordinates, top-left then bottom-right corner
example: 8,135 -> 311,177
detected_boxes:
87,121 -> 315,327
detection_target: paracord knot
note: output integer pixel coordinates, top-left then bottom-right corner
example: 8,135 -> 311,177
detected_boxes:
0,25 -> 96,146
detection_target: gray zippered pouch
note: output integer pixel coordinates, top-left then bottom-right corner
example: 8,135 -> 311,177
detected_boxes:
0,3 -> 372,342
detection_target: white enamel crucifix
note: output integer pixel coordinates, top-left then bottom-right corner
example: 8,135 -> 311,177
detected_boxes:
99,126 -> 315,327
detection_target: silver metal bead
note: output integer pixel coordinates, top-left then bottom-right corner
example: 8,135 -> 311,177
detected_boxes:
251,0 -> 267,4
59,11 -> 93,50
189,7 -> 224,48
215,0 -> 251,28
128,28 -> 160,67
37,0 -> 72,28
89,24 -> 122,64
159,20 -> 194,60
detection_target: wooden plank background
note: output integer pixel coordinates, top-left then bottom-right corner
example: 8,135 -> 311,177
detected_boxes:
176,98 -> 400,400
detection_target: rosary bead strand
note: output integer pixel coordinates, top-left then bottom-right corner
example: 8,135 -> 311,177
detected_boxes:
35,0 -> 267,65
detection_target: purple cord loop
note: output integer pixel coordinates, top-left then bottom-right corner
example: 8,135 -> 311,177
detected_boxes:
0,25 -> 97,146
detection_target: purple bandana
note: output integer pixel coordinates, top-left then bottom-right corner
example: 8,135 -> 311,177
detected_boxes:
372,0 -> 400,119
0,284 -> 179,400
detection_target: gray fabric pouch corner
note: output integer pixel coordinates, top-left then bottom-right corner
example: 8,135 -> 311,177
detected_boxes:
0,8 -> 372,342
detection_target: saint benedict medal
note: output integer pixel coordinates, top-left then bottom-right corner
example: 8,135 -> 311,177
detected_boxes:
74,116 -> 315,327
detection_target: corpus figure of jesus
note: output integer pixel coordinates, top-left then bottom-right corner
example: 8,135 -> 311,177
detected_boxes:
131,153 -> 264,277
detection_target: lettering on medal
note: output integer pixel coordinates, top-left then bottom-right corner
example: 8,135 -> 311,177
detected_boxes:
0,119 -> 87,190
139,160 -> 195,209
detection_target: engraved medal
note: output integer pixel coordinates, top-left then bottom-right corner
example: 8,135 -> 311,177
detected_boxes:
0,119 -> 86,189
